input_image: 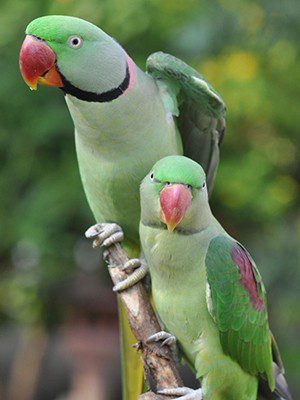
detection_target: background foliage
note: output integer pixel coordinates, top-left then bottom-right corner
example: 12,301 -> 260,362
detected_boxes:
0,0 -> 299,397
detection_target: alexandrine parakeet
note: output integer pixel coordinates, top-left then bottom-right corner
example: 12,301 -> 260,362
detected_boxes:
19,16 -> 226,399
139,155 -> 292,400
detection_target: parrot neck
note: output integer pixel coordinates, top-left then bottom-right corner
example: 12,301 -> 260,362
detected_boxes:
60,50 -> 136,103
64,65 -> 165,155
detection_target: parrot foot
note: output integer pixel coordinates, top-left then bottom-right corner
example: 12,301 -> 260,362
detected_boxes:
85,223 -> 124,248
157,387 -> 202,400
85,223 -> 149,292
113,262 -> 149,292
147,331 -> 179,363
146,331 -> 176,347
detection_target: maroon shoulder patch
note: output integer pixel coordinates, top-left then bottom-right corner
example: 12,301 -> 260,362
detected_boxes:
231,245 -> 264,311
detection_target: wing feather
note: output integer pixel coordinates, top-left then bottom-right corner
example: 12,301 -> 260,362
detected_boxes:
205,235 -> 275,390
146,52 -> 226,195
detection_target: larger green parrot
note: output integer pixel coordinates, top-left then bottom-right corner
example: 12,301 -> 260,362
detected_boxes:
139,155 -> 292,400
19,16 -> 226,399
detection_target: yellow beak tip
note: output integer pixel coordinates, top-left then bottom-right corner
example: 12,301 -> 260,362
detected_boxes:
167,224 -> 176,232
26,81 -> 37,91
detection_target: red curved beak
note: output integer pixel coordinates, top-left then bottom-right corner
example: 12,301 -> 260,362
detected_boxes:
19,35 -> 63,90
160,184 -> 192,232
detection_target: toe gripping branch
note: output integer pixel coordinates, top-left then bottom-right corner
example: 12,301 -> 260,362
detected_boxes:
85,223 -> 148,291
85,223 -> 184,399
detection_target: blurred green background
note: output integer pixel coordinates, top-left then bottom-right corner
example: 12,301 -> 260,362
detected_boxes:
0,0 -> 299,398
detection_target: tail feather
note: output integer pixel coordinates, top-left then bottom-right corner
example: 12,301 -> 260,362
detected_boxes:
272,362 -> 292,400
257,331 -> 293,400
258,361 -> 292,400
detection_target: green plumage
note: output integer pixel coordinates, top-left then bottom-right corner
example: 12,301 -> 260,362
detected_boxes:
147,52 -> 225,117
147,52 -> 225,193
153,155 -> 206,189
206,236 -> 273,386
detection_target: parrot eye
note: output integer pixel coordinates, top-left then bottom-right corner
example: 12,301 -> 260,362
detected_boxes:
150,173 -> 161,183
200,181 -> 206,191
67,36 -> 83,49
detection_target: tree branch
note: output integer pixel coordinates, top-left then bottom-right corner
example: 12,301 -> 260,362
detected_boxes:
103,243 -> 183,399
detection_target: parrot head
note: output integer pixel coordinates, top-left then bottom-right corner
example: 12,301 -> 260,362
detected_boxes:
19,16 -> 134,101
140,156 -> 209,232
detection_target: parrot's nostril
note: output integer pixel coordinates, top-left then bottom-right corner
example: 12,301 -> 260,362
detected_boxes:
41,69 -> 49,77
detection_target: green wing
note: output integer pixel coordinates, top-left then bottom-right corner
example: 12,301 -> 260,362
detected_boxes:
146,52 -> 226,195
205,235 -> 274,390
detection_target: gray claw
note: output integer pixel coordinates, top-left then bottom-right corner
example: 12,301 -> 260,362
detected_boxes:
121,258 -> 141,271
162,336 -> 176,347
157,387 -> 202,399
85,224 -> 102,239
113,263 -> 149,292
85,223 -> 123,248
146,331 -> 176,347
102,231 -> 124,247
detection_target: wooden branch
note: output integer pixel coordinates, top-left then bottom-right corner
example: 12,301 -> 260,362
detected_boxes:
103,243 -> 183,399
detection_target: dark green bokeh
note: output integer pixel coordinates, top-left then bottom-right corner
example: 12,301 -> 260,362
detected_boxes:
0,0 -> 299,396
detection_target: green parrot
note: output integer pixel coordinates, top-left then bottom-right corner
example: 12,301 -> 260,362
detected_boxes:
19,16 -> 226,399
137,155 -> 292,400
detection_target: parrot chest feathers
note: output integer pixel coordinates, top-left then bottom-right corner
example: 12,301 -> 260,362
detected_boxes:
141,224 -> 214,349
69,73 -> 184,242
66,68 -> 181,152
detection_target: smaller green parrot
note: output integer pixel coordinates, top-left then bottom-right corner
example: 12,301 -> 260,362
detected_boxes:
134,155 -> 292,400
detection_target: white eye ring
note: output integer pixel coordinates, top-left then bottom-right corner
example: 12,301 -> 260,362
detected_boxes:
200,181 -> 206,191
67,36 -> 83,49
150,173 -> 154,181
